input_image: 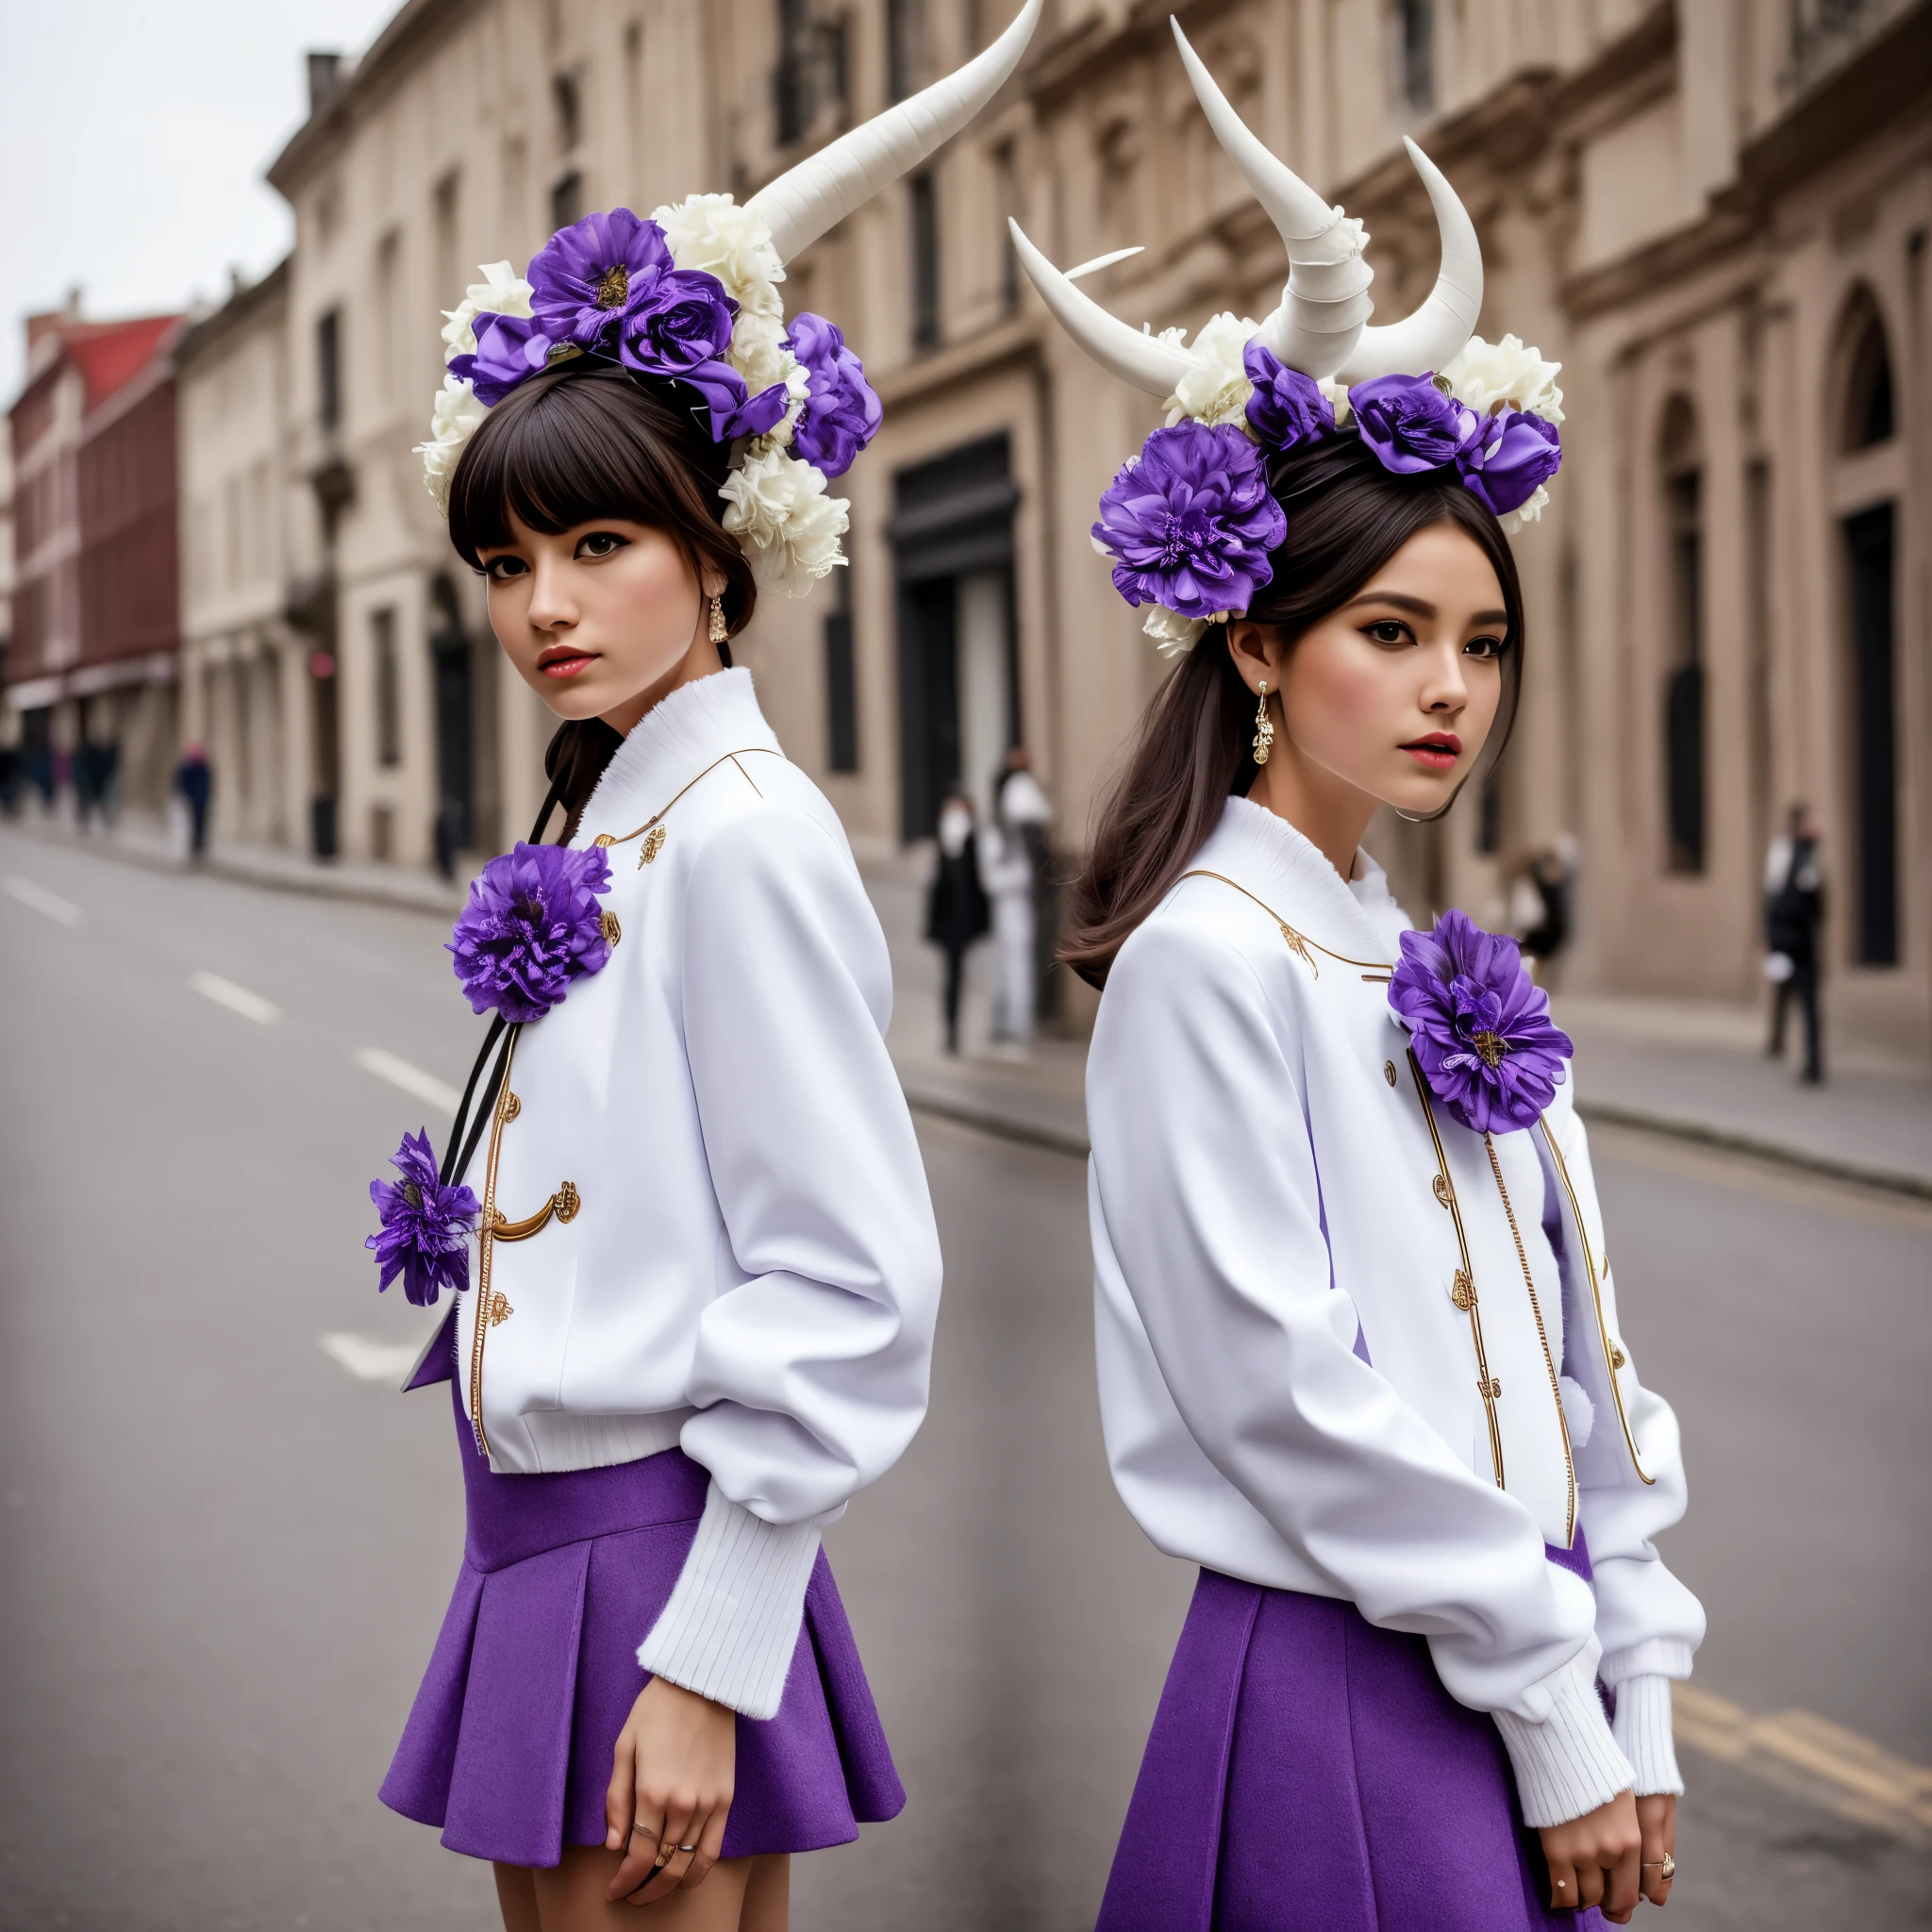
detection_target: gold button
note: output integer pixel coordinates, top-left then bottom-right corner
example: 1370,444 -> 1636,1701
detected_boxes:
1384,1060 -> 1398,1087
1431,1173 -> 1452,1208
502,1091 -> 521,1122
600,909 -> 622,945
1609,1344 -> 1627,1370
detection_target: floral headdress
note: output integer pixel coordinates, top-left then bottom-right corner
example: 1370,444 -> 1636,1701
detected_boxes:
417,0 -> 1042,599
1013,21 -> 1564,654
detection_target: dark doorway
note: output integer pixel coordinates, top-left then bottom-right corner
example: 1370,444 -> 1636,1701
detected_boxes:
429,575 -> 474,878
1662,461 -> 1705,874
1844,502 -> 1897,966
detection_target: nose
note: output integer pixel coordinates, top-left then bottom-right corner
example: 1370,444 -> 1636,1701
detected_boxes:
525,553 -> 577,633
1418,639 -> 1469,714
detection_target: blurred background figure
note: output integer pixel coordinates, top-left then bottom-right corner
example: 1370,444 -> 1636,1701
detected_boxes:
983,747 -> 1052,1053
1509,837 -> 1576,978
174,741 -> 212,862
1764,803 -> 1826,1084
924,790 -> 990,1056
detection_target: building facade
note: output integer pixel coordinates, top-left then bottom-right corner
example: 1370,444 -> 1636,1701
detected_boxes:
6,303 -> 187,815
182,0 -> 1926,1047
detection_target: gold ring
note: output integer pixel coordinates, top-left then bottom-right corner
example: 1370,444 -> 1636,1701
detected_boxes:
629,1820 -> 658,1839
1642,1852 -> 1676,1879
679,1844 -> 697,1854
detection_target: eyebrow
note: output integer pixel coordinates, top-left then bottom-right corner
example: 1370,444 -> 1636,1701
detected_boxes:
1344,591 -> 1510,628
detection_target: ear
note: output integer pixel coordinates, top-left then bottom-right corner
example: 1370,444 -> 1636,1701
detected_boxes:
698,564 -> 729,602
1224,619 -> 1286,691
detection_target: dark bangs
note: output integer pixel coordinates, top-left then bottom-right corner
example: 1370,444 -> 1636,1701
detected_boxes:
446,363 -> 758,633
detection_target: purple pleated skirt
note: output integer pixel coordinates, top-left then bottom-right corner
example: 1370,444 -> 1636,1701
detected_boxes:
379,1381 -> 905,1870
1096,1542 -> 1607,1932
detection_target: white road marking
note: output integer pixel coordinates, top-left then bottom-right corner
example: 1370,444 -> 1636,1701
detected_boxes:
189,969 -> 282,1025
319,1331 -> 430,1383
354,1046 -> 461,1114
4,874 -> 83,925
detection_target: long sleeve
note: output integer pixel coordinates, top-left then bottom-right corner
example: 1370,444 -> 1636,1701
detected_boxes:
1090,920 -> 1634,1825
637,805 -> 942,1718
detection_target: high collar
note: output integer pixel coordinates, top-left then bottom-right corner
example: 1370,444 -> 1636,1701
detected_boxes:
1191,795 -> 1395,964
574,668 -> 783,840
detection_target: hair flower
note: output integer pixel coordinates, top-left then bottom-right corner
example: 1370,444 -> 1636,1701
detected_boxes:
1243,342 -> 1337,454
1455,408 -> 1562,519
1390,909 -> 1573,1134
448,311 -> 558,407
1348,372 -> 1482,474
785,313 -> 882,478
367,1128 -> 480,1307
448,841 -> 614,1024
1092,423 -> 1286,621
527,209 -> 679,353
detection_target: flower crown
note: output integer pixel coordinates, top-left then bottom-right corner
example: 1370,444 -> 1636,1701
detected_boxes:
1015,20 -> 1563,654
417,199 -> 879,597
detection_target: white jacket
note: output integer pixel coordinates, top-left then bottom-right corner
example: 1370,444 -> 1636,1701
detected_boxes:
1087,798 -> 1704,1826
444,669 -> 941,1718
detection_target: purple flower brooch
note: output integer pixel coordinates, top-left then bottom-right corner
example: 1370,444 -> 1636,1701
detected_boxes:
1389,909 -> 1573,1135
366,842 -> 615,1303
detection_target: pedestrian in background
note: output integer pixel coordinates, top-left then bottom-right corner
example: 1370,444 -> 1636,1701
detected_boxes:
925,791 -> 991,1055
1763,802 -> 1824,1084
982,749 -> 1052,1052
174,743 -> 212,859
1510,839 -> 1575,976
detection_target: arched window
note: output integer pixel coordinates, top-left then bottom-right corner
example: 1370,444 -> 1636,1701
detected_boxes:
1658,395 -> 1705,874
1840,289 -> 1894,452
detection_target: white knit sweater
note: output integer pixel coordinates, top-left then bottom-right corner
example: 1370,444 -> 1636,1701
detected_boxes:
1087,798 -> 1705,1825
441,669 -> 941,1719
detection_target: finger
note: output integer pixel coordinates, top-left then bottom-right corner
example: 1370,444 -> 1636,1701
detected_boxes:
677,1796 -> 732,1890
604,1734 -> 637,1856
605,1814 -> 666,1904
1603,1835 -> 1641,1921
1573,1855 -> 1606,1911
624,1794 -> 700,1907
1546,1857 -> 1579,1911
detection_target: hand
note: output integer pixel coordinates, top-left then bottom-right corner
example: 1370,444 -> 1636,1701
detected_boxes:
1638,1793 -> 1677,1907
603,1677 -> 737,1906
1539,1790 -> 1641,1920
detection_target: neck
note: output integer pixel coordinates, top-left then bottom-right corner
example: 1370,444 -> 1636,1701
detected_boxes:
1244,735 -> 1378,881
596,622 -> 725,741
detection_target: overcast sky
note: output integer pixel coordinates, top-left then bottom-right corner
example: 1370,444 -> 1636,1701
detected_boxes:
0,0 -> 402,403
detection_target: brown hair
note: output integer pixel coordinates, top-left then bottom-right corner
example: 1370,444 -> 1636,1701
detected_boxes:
446,363 -> 758,836
1062,434 -> 1524,986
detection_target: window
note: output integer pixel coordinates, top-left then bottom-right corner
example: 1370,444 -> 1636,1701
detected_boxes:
375,228 -> 402,406
551,170 -> 584,231
1658,397 -> 1704,874
887,0 -> 925,103
775,0 -> 816,145
1394,0 -> 1435,113
373,607 -> 402,768
1840,298 -> 1894,451
824,574 -> 858,773
991,141 -> 1018,315
434,171 -> 462,308
909,171 -> 941,350
317,308 -> 341,430
554,71 -> 582,153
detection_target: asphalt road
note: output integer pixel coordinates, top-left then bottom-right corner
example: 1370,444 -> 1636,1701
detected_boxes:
2,824 -> 1927,1931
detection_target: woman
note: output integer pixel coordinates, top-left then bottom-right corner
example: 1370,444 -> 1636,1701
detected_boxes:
924,791 -> 991,1054
367,10 -> 1041,1927
1017,25 -> 1704,1929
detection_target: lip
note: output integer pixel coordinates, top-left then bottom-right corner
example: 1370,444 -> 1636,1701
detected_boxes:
1399,732 -> 1461,770
536,646 -> 596,679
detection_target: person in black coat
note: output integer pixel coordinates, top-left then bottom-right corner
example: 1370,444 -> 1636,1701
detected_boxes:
175,743 -> 213,860
924,791 -> 991,1055
1763,803 -> 1825,1084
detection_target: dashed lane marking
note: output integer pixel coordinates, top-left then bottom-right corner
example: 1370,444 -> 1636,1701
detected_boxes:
4,874 -> 83,926
319,1331 -> 431,1383
354,1046 -> 461,1114
189,969 -> 282,1025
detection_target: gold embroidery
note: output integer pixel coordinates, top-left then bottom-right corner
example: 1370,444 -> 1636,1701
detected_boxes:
487,1291 -> 513,1326
1484,1133 -> 1576,1548
1384,1060 -> 1399,1088
1177,871 -> 1392,974
1278,924 -> 1319,978
469,1033 -> 524,1457
502,1091 -> 521,1122
491,1180 -> 582,1242
1451,1269 -> 1476,1311
1539,1122 -> 1655,1485
640,826 -> 666,866
600,910 -> 622,945
1432,1173 -> 1452,1208
596,746 -> 783,853
592,833 -> 616,848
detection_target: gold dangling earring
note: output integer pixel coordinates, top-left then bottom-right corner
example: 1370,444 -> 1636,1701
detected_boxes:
708,594 -> 727,644
1252,680 -> 1274,767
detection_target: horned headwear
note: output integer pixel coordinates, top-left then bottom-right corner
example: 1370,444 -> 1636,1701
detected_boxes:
419,0 -> 1043,594
1011,17 -> 1564,652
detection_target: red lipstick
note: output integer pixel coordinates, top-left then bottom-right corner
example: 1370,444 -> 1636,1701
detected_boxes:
1399,732 -> 1461,771
537,645 -> 595,679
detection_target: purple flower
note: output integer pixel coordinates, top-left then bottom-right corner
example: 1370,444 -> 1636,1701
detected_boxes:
527,208 -> 675,354
617,269 -> 739,378
449,311 -> 558,407
448,841 -> 614,1024
787,313 -> 883,477
367,1128 -> 480,1307
1390,908 -> 1573,1134
1092,423 -> 1287,619
1349,373 -> 1482,475
1243,342 -> 1336,454
1456,408 -> 1562,517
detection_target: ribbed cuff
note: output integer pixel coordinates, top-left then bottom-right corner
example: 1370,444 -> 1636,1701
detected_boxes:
1492,1653 -> 1637,1828
636,1483 -> 822,1720
1600,1637 -> 1696,1685
1611,1675 -> 1684,1796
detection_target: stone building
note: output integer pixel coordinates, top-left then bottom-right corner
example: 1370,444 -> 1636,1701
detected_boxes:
187,0 -> 1926,1046
6,302 -> 187,816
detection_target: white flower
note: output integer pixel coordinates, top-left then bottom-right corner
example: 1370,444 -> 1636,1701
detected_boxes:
415,374 -> 488,512
655,192 -> 785,319
440,261 -> 533,362
1320,376 -> 1353,425
728,310 -> 811,445
719,446 -> 849,594
1165,311 -> 1259,427
1500,484 -> 1550,538
1141,604 -> 1209,656
1440,333 -> 1564,425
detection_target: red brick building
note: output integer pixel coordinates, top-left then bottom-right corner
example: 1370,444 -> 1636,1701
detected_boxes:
7,304 -> 186,813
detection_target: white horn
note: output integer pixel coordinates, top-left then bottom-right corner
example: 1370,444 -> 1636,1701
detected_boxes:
1334,139 -> 1481,384
747,0 -> 1042,264
1170,17 -> 1372,379
1007,220 -> 1193,398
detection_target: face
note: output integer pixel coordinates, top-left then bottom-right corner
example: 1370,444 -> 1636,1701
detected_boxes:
1232,521 -> 1509,824
477,511 -> 724,734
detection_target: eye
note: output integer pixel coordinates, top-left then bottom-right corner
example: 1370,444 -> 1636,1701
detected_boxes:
576,531 -> 629,559
1361,620 -> 1413,647
1465,634 -> 1506,660
482,555 -> 528,582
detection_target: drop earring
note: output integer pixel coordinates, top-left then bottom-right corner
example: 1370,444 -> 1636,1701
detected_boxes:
708,594 -> 727,644
1252,681 -> 1274,767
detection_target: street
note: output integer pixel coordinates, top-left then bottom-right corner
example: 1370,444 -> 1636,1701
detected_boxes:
2,825 -> 1928,1931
